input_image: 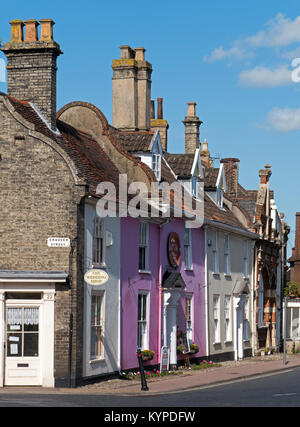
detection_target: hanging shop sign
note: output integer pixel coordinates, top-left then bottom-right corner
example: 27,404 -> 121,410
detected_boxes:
47,237 -> 70,248
167,232 -> 181,269
84,269 -> 109,286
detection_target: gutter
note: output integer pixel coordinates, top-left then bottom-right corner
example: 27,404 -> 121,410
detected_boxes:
204,219 -> 260,240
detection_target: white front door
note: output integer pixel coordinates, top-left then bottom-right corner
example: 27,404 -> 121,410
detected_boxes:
5,303 -> 41,386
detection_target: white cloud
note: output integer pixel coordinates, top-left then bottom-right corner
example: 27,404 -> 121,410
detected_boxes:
204,14 -> 300,62
267,107 -> 300,132
282,46 -> 300,60
238,65 -> 292,87
246,14 -> 300,48
203,45 -> 249,63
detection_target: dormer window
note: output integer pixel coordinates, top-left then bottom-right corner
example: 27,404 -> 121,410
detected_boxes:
192,177 -> 197,198
216,187 -> 223,207
152,153 -> 161,181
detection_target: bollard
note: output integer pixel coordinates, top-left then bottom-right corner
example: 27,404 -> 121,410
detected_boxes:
137,348 -> 149,391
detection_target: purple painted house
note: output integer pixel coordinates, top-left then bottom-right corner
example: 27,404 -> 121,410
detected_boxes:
120,216 -> 205,371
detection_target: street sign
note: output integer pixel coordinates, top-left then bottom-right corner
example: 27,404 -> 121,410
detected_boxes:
160,346 -> 170,372
47,237 -> 70,248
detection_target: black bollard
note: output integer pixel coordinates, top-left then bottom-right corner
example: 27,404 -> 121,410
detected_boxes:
137,348 -> 149,391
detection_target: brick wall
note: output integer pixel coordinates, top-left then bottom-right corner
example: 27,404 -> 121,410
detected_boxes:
0,97 -> 85,386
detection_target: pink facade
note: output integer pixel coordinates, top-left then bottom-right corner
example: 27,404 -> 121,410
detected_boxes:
120,217 -> 205,370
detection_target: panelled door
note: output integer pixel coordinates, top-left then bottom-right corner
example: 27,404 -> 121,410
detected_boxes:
5,302 -> 41,386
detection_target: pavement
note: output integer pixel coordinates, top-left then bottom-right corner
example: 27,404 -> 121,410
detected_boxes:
1,354 -> 300,396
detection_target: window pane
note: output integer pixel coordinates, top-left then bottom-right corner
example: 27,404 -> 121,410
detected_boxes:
24,333 -> 39,357
139,247 -> 146,270
7,333 -> 22,357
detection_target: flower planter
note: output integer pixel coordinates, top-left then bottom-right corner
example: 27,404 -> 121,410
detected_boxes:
142,356 -> 154,362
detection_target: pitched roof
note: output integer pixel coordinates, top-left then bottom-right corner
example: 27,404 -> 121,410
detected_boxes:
164,153 -> 195,178
56,120 -> 121,195
6,95 -> 121,196
204,167 -> 219,189
204,193 -> 247,229
110,127 -> 154,153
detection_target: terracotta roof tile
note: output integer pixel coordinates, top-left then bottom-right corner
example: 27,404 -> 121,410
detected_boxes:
164,153 -> 194,178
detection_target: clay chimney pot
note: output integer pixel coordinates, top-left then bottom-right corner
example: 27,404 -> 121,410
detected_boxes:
24,19 -> 39,42
39,19 -> 55,42
135,47 -> 146,61
10,20 -> 24,43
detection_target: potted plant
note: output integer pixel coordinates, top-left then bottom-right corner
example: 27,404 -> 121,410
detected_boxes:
141,350 -> 155,362
260,348 -> 266,356
189,343 -> 199,354
177,345 -> 187,354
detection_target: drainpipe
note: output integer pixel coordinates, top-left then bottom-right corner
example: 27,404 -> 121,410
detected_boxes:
204,226 -> 210,359
158,223 -> 162,364
67,236 -> 77,388
252,245 -> 257,356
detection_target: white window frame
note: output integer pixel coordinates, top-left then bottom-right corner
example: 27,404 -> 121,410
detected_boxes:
152,153 -> 161,181
137,291 -> 149,350
216,187 -> 223,208
192,176 -> 198,198
243,299 -> 250,341
212,231 -> 219,274
224,295 -> 232,342
286,304 -> 300,340
224,234 -> 230,276
90,292 -> 105,361
213,295 -> 221,344
184,225 -> 192,270
139,221 -> 149,272
92,217 -> 105,267
243,240 -> 249,278
185,294 -> 193,345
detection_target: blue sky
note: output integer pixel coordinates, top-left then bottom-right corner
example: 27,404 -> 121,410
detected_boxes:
1,0 -> 300,253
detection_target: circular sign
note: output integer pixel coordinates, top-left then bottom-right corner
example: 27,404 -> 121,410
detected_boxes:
84,269 -> 108,286
167,232 -> 181,269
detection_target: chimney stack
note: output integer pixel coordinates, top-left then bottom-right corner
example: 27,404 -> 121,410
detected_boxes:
220,158 -> 240,196
259,164 -> 272,184
150,98 -> 169,152
112,45 -> 152,131
183,102 -> 202,154
1,19 -> 62,130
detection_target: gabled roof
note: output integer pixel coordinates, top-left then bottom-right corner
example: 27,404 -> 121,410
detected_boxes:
5,95 -> 121,196
204,193 -> 246,229
57,120 -> 121,195
164,153 -> 195,178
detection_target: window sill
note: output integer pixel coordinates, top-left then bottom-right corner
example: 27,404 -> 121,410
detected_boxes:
92,263 -> 107,269
212,272 -> 220,277
139,270 -> 152,275
224,274 -> 232,279
224,340 -> 233,344
213,341 -> 221,345
89,358 -> 105,365
184,267 -> 194,272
